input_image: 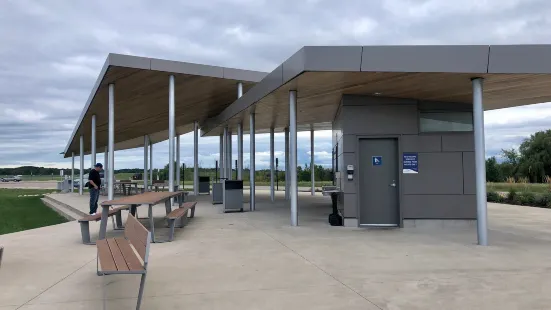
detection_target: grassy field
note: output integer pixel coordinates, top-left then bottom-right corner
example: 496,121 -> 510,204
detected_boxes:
487,182 -> 551,194
0,189 -> 67,235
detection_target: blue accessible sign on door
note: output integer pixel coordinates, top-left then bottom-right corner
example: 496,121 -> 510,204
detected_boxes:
403,153 -> 418,174
372,156 -> 382,166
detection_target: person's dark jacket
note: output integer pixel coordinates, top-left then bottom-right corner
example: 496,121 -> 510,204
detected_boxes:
88,169 -> 101,189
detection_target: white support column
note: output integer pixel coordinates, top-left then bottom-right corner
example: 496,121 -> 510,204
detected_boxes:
223,128 -> 228,179
250,112 -> 256,211
168,75 -> 175,193
71,152 -> 75,193
237,82 -> 244,181
149,142 -> 153,185
289,91 -> 298,226
237,123 -> 243,180
285,128 -> 290,200
472,77 -> 488,246
176,135 -> 181,190
108,84 -> 115,200
270,127 -> 275,202
79,135 -> 84,195
91,114 -> 96,168
104,147 -> 108,192
311,129 -> 315,195
228,130 -> 232,180
220,134 -> 224,179
144,136 -> 149,192
194,121 -> 199,195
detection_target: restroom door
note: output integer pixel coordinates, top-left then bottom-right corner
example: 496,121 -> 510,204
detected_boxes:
359,138 -> 399,226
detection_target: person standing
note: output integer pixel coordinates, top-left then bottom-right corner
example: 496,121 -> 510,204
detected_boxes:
88,163 -> 103,215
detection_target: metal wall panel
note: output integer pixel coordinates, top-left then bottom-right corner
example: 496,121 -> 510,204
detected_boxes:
402,195 -> 477,219
463,152 -> 476,195
361,45 -> 490,73
402,152 -> 464,195
402,135 -> 442,153
304,46 -> 363,72
442,134 -> 474,152
150,59 -> 224,77
488,45 -> 551,74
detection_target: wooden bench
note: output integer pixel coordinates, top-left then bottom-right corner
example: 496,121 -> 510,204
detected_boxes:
78,205 -> 129,245
165,201 -> 197,242
97,214 -> 151,310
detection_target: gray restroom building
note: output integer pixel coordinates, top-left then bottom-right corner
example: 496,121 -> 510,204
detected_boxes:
333,95 -> 476,228
64,45 -> 551,246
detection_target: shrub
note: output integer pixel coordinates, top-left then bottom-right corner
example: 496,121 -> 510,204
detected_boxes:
537,193 -> 551,208
519,192 -> 537,206
487,191 -> 501,203
507,188 -> 517,203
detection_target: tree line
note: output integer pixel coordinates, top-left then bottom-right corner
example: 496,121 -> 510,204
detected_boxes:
486,129 -> 551,183
157,163 -> 334,182
1,163 -> 334,183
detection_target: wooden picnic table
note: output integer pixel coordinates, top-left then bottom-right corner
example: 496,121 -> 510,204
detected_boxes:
114,181 -> 139,195
100,191 -> 187,243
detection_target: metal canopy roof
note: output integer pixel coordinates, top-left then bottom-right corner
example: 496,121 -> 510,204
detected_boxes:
62,54 -> 266,158
200,45 -> 551,136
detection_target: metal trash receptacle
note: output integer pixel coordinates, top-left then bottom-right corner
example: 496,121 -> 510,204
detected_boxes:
198,176 -> 210,194
212,182 -> 223,204
223,180 -> 243,213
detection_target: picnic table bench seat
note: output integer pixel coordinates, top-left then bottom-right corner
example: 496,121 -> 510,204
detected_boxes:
165,201 -> 197,242
97,214 -> 151,310
78,205 -> 129,245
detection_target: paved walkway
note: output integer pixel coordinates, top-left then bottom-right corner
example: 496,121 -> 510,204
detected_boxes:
1,191 -> 551,309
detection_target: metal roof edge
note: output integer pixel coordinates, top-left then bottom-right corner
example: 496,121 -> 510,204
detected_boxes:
62,55 -> 111,158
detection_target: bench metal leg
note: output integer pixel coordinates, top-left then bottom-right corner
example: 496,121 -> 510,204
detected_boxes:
168,219 -> 176,242
79,222 -> 95,245
136,273 -> 147,310
190,206 -> 196,218
148,205 -> 156,243
180,209 -> 189,227
130,205 -> 137,216
164,200 -> 171,215
114,210 -> 124,230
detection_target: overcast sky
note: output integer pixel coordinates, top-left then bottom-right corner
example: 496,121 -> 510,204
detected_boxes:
1,0 -> 551,170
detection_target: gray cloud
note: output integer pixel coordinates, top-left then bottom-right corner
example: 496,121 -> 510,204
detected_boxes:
1,0 -> 551,169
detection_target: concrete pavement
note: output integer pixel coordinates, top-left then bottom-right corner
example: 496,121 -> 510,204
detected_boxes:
1,191 -> 551,309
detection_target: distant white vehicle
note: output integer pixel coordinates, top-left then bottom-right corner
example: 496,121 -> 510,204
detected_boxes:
1,176 -> 21,182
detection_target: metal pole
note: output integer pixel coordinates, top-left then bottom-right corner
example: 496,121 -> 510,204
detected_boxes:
472,77 -> 488,246
227,130 -> 232,180
237,82 -> 244,180
194,121 -> 199,195
223,128 -> 228,179
71,152 -> 75,193
289,91 -> 298,226
250,112 -> 256,211
108,84 -> 115,200
79,135 -> 84,195
311,129 -> 315,195
285,127 -> 289,200
176,135 -> 181,190
149,142 -> 153,185
104,147 -> 108,192
270,127 -> 275,202
237,123 -> 243,180
168,75 -> 175,193
220,134 -> 224,179
144,135 -> 149,192
91,114 -> 96,168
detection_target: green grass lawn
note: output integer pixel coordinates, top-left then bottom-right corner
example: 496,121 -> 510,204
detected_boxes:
487,182 -> 551,194
0,189 -> 67,235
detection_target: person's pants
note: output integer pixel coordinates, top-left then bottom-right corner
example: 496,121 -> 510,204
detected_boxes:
89,188 -> 100,214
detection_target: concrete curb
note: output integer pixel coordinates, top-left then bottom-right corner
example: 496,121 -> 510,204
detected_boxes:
41,196 -> 87,220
